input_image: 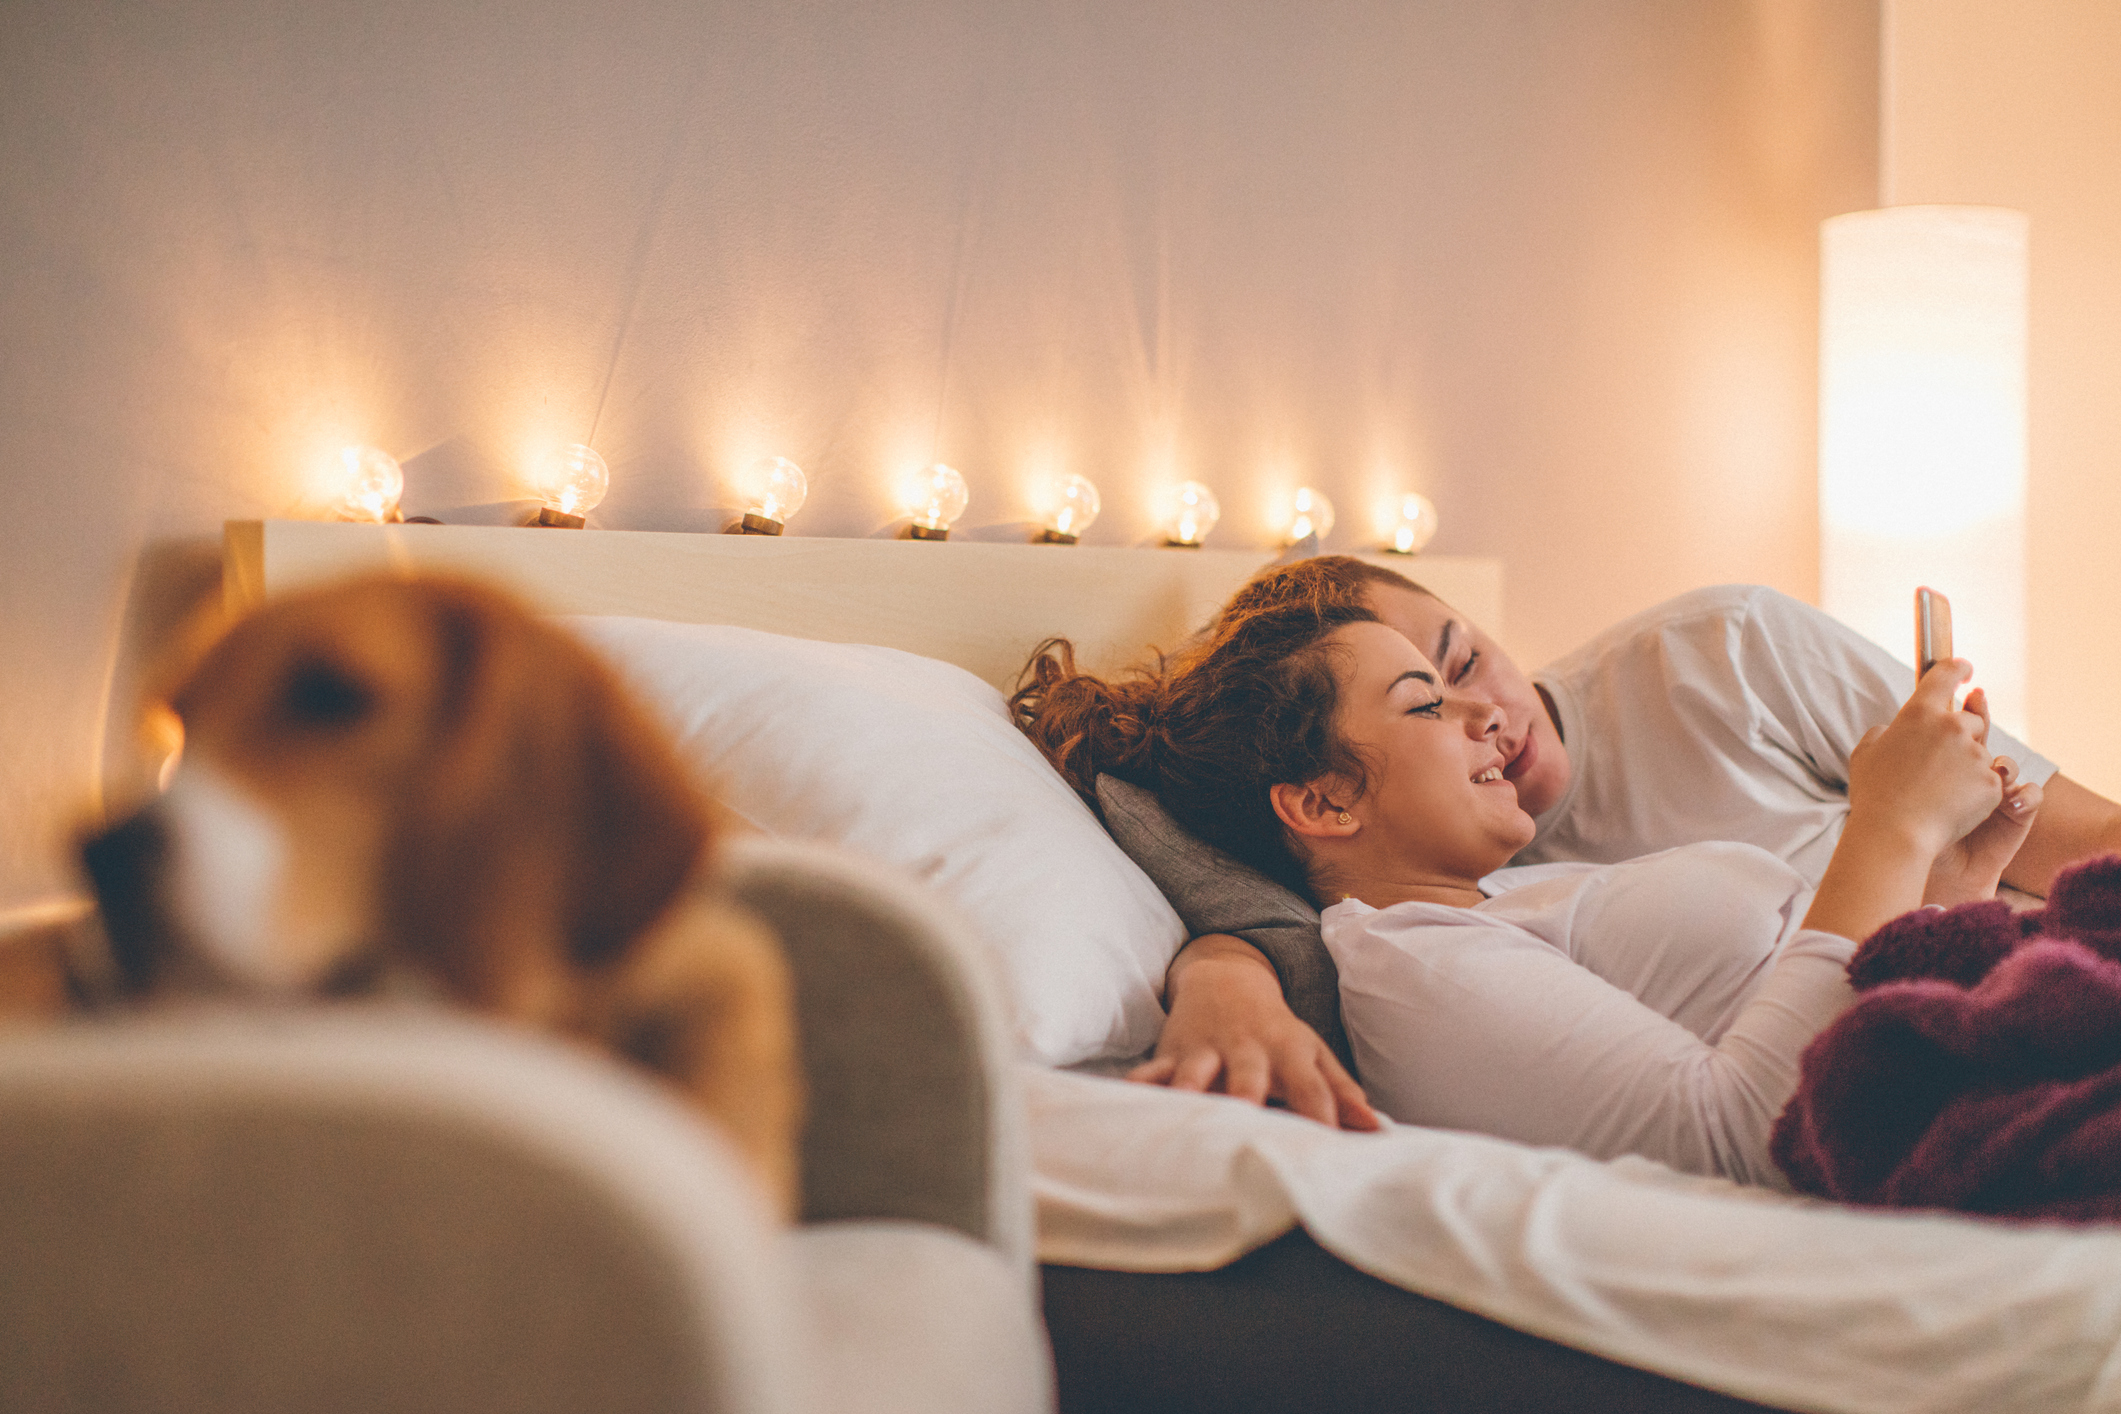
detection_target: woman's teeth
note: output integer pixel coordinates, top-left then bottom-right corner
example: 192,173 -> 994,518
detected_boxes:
1473,767 -> 1504,784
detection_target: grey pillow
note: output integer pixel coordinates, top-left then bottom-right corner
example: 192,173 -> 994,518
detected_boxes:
1093,775 -> 1354,1075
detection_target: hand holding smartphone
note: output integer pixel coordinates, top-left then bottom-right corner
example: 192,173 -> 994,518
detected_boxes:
1907,584 -> 2042,869
1916,586 -> 1953,678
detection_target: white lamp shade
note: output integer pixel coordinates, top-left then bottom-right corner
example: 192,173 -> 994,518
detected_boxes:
1820,205 -> 2028,734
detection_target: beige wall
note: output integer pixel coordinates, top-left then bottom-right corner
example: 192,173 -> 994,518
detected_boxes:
0,1 -> 1877,914
1885,0 -> 2121,796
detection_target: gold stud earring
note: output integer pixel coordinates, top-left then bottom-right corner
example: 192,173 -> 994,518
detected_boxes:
1337,811 -> 1352,825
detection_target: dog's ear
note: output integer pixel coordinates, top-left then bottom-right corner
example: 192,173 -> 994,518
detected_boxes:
383,583 -> 710,1007
555,641 -> 714,967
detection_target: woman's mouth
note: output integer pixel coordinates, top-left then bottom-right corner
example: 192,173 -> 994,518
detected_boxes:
1472,765 -> 1506,785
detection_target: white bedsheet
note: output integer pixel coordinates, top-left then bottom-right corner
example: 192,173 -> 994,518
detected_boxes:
1030,1066 -> 2121,1414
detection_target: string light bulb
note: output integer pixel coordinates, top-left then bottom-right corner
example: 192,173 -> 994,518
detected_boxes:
1160,481 -> 1221,548
898,462 -> 969,540
1035,474 -> 1101,544
1282,487 -> 1335,546
1384,493 -> 1438,555
532,443 -> 609,529
730,455 -> 807,535
332,445 -> 404,523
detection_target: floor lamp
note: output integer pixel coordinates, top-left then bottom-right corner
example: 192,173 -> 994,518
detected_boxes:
1819,205 -> 2029,735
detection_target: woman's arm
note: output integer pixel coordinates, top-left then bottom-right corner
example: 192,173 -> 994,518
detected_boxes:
2003,775 -> 2121,896
1730,588 -> 2073,896
1805,661 -> 2024,941
1336,902 -> 1853,1186
1129,933 -> 1379,1131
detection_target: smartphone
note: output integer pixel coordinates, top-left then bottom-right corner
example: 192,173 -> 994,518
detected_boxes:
1915,587 -> 1953,677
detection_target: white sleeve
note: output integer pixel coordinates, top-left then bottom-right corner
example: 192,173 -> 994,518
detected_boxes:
1733,588 -> 2056,788
1336,913 -> 1855,1189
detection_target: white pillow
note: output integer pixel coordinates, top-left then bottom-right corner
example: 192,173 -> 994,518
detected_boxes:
567,617 -> 1185,1067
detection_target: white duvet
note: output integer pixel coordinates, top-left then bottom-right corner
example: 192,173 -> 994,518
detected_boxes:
1031,1066 -> 2121,1414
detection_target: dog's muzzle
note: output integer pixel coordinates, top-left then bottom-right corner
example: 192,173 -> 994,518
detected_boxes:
80,808 -> 175,994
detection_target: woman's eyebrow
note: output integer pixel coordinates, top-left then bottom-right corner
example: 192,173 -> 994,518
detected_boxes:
1388,668 -> 1440,696
1434,620 -> 1460,666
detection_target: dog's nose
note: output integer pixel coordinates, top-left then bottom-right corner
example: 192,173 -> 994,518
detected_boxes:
80,809 -> 172,993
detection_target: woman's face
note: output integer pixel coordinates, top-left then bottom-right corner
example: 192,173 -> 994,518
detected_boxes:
1324,621 -> 1539,881
1360,583 -> 1571,819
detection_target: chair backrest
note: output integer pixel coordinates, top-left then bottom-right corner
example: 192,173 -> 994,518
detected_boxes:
0,1009 -> 802,1414
721,836 -> 1033,1275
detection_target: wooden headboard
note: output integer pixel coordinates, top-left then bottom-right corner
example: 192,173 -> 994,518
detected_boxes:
225,520 -> 1504,688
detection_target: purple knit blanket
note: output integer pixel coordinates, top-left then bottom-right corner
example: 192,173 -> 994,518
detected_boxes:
1771,855 -> 2121,1221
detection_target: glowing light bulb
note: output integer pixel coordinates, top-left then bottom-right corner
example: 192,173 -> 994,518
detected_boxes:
1282,487 -> 1335,546
533,443 -> 609,529
731,456 -> 807,535
332,445 -> 404,523
1035,474 -> 1101,544
1160,481 -> 1221,548
145,702 -> 185,793
1385,493 -> 1438,555
898,462 -> 969,540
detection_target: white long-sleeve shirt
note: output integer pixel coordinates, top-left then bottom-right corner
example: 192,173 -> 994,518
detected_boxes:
1321,842 -> 1856,1188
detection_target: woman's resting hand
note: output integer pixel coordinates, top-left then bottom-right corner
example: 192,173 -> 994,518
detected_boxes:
1926,752 -> 2044,908
1130,934 -> 1380,1131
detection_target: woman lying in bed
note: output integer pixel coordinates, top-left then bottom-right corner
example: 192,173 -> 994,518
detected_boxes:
1034,558 -> 2121,1137
1014,587 -> 2041,1186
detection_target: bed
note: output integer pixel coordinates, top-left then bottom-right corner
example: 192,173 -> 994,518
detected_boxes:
226,519 -> 2121,1414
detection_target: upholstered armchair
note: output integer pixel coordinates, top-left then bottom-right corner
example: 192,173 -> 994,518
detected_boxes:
0,837 -> 1051,1414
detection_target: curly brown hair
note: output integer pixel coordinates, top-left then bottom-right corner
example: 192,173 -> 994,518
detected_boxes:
1010,557 -> 1429,898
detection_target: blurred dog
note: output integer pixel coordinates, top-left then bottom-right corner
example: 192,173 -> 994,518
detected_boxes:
13,574 -> 802,1216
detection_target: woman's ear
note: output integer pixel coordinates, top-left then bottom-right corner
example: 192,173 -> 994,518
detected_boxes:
1270,780 -> 1359,841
